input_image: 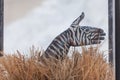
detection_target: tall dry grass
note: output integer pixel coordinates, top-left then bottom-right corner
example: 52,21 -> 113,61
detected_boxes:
0,47 -> 114,80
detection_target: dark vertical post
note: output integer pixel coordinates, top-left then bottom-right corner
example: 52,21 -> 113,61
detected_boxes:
115,0 -> 120,80
108,0 -> 113,64
0,0 -> 3,56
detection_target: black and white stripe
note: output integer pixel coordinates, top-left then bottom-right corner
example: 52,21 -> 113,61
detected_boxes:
42,12 -> 106,59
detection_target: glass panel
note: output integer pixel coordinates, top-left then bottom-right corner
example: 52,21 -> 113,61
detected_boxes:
4,0 -> 115,80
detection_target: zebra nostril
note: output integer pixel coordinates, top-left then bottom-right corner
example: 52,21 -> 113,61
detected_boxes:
98,29 -> 104,33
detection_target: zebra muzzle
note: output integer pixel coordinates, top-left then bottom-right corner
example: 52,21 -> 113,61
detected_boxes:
98,29 -> 106,36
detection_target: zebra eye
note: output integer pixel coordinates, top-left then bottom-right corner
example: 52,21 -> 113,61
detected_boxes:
85,29 -> 89,32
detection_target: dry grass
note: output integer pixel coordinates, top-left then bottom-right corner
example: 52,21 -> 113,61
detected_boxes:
0,47 -> 114,80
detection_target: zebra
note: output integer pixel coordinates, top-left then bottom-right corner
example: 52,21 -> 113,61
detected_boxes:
42,12 -> 106,59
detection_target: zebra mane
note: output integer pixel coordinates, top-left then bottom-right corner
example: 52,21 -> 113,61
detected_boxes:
71,12 -> 85,28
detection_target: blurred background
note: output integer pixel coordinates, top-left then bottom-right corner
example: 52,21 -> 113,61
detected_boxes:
4,0 -> 108,55
4,0 -> 43,25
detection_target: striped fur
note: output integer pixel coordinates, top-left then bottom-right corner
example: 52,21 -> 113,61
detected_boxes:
42,12 -> 106,59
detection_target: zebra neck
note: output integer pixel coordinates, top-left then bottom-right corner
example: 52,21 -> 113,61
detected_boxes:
44,39 -> 70,58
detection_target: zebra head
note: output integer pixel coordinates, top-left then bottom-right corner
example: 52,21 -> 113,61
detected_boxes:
69,12 -> 106,46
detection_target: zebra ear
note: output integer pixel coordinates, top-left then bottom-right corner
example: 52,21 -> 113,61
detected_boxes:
71,12 -> 85,28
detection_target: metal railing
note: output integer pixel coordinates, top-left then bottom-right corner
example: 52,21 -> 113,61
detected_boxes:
0,0 -> 3,56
